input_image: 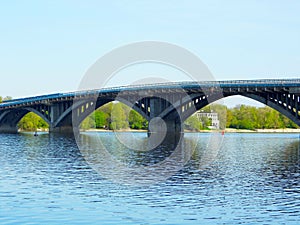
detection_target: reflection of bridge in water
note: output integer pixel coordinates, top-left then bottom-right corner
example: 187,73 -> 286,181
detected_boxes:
0,79 -> 300,134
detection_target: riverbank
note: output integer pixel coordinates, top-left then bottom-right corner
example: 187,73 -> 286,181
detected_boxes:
19,128 -> 300,133
82,128 -> 148,133
225,128 -> 300,133
82,128 -> 300,133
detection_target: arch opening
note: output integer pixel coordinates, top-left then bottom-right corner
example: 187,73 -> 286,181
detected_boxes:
184,103 -> 227,131
0,108 -> 50,133
182,94 -> 299,132
80,101 -> 148,131
18,111 -> 49,132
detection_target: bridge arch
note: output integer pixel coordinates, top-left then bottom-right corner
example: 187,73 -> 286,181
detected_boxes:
0,106 -> 50,133
240,93 -> 300,126
78,100 -> 149,131
57,91 -> 299,133
23,107 -> 51,125
161,92 -> 300,128
52,97 -> 149,132
1,79 -> 299,134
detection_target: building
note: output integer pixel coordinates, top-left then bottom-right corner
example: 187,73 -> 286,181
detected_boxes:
195,111 -> 220,129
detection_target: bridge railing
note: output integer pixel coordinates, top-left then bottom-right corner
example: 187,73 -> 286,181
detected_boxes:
1,78 -> 300,108
218,78 -> 300,85
73,78 -> 300,93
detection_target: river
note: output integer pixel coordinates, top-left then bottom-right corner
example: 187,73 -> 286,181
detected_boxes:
0,132 -> 299,224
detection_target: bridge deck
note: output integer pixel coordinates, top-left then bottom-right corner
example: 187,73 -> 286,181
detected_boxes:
1,79 -> 300,109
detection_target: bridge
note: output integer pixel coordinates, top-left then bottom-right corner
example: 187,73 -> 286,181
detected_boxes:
0,79 -> 300,134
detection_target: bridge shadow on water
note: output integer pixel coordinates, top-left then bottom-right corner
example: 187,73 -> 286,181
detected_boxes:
10,131 -> 300,187
74,130 -> 229,185
78,132 -> 185,166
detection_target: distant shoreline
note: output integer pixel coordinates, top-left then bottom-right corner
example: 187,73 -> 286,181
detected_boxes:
19,128 -> 300,133
224,128 -> 300,133
81,128 -> 300,133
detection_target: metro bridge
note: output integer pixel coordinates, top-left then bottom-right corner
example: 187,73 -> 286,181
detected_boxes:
0,79 -> 300,134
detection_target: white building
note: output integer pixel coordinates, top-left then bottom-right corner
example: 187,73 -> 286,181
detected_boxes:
195,111 -> 220,129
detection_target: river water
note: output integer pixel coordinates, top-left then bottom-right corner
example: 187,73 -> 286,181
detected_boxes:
0,132 -> 299,224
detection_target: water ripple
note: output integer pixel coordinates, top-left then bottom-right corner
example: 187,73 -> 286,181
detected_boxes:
0,132 -> 299,224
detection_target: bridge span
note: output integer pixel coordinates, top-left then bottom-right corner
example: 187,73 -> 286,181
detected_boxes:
0,79 -> 300,134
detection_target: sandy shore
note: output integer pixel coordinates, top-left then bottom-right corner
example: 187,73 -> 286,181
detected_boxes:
225,128 -> 300,133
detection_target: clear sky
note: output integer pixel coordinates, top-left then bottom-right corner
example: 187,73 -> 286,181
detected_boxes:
0,0 -> 299,107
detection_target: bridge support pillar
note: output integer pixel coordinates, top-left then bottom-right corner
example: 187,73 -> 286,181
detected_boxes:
49,103 -> 76,134
49,126 -> 77,133
146,98 -> 183,142
0,125 -> 18,134
147,117 -> 182,149
0,109 -> 28,134
148,118 -> 182,134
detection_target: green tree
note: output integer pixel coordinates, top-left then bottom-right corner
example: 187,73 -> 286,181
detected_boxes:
95,111 -> 109,129
80,112 -> 96,130
3,96 -> 12,101
101,102 -> 113,115
128,110 -> 148,129
0,96 -> 12,103
226,105 -> 298,130
184,115 -> 203,131
18,112 -> 49,131
110,103 -> 128,130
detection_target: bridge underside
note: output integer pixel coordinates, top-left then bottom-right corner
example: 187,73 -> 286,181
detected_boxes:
0,109 -> 33,133
0,85 -> 299,134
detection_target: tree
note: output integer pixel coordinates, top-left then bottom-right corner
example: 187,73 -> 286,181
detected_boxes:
184,115 -> 203,131
128,110 -> 148,129
0,96 -> 12,103
18,112 -> 49,131
226,110 -> 233,128
80,112 -> 96,130
110,103 -> 128,130
95,111 -> 109,129
226,105 -> 298,130
3,96 -> 12,101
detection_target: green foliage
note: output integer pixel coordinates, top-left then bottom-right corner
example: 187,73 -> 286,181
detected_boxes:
185,103 -> 298,131
3,96 -> 12,101
18,112 -> 49,131
81,102 -> 147,130
110,103 -> 129,130
201,104 -> 227,129
227,105 -> 298,129
0,96 -> 12,103
128,110 -> 148,129
184,115 -> 203,131
80,112 -> 96,130
4,95 -> 298,132
95,111 -> 109,129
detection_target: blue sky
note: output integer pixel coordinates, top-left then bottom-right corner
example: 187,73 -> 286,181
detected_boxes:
0,0 -> 299,107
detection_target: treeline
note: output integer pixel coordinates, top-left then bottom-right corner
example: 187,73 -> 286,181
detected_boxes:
34,103 -> 300,131
0,96 -> 13,103
185,104 -> 226,131
1,94 -> 298,131
185,104 -> 298,131
80,102 -> 148,130
0,96 -> 49,131
17,102 -> 148,131
18,112 -> 49,131
226,104 -> 298,130
15,103 -> 300,131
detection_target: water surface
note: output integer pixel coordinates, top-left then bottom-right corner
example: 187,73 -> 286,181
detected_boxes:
0,132 -> 299,224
